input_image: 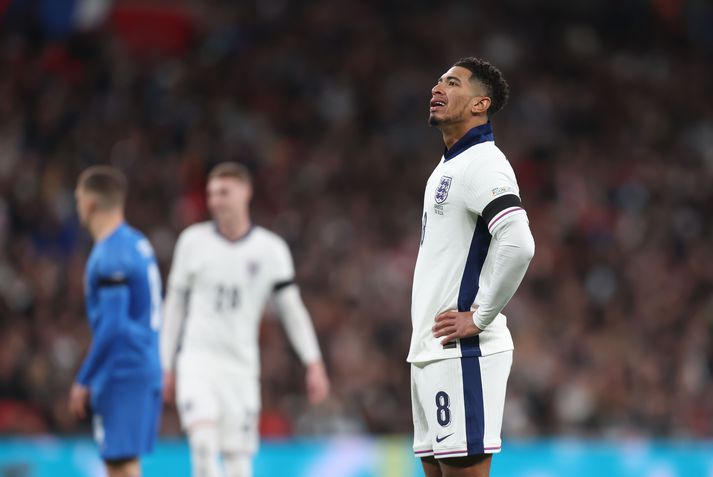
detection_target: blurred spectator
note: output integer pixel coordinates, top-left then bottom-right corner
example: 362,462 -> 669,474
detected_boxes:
0,0 -> 711,439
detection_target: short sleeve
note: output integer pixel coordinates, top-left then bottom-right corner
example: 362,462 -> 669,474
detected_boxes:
93,245 -> 132,287
167,229 -> 194,290
463,153 -> 527,234
272,237 -> 296,290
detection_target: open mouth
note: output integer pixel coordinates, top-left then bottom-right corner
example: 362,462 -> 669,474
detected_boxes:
430,99 -> 446,111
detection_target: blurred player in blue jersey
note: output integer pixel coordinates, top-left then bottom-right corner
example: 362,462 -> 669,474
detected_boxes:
68,166 -> 163,477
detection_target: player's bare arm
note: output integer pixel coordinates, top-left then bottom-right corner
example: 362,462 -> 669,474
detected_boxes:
162,371 -> 176,406
68,383 -> 90,420
305,360 -> 330,405
160,284 -> 190,406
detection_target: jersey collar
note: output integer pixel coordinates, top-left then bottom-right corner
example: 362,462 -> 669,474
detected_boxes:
443,121 -> 494,162
213,222 -> 254,244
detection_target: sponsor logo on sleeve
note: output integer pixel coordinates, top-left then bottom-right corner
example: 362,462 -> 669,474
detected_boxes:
491,186 -> 515,197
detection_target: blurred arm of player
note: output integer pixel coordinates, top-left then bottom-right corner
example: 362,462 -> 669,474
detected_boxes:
433,214 -> 535,344
274,284 -> 330,405
160,230 -> 192,406
160,286 -> 188,405
69,283 -> 130,420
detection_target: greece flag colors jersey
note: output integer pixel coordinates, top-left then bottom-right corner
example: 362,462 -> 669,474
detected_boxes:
167,222 -> 295,377
408,122 -> 527,364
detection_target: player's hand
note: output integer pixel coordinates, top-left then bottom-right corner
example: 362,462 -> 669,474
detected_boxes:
68,383 -> 90,420
305,361 -> 330,405
432,310 -> 483,346
163,371 -> 176,406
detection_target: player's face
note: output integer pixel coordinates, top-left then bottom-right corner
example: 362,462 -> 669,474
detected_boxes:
207,177 -> 252,222
75,186 -> 94,227
429,66 -> 484,127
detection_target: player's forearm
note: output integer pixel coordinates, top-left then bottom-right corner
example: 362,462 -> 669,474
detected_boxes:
473,216 -> 534,330
76,287 -> 129,385
160,287 -> 188,371
274,285 -> 322,364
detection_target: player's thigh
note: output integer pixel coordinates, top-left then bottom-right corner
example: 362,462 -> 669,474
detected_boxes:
92,380 -> 161,461
104,457 -> 141,477
421,455 -> 494,477
439,454 -> 492,477
176,368 -> 220,430
420,456 -> 443,477
218,378 -> 260,454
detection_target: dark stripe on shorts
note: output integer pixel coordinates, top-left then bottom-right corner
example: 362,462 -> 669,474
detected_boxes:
461,356 -> 485,455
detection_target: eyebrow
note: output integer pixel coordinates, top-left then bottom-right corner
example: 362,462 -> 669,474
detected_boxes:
438,75 -> 462,84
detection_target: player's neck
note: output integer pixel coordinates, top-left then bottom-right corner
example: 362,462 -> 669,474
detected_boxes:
440,118 -> 487,150
216,217 -> 251,241
90,212 -> 124,242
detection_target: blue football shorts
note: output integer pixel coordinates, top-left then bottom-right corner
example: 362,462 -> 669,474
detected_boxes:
91,378 -> 162,461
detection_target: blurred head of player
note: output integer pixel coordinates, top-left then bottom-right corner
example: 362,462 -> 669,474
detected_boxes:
429,57 -> 509,131
75,166 -> 127,233
207,162 -> 253,230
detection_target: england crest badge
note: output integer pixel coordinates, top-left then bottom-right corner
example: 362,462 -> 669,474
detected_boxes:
435,176 -> 452,204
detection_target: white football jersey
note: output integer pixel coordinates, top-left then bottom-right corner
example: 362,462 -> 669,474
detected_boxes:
408,122 -> 527,363
168,223 -> 295,376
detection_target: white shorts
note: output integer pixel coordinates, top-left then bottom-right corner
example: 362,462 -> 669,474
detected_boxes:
176,360 -> 260,455
411,350 -> 512,459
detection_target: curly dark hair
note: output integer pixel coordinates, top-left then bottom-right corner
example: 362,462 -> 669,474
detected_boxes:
453,57 -> 510,116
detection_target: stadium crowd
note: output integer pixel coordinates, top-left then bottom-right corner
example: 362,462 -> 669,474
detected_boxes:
0,0 -> 712,439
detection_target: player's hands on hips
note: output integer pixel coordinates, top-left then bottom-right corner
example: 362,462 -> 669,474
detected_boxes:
433,310 -> 483,345
68,383 -> 90,420
163,371 -> 176,406
305,361 -> 330,405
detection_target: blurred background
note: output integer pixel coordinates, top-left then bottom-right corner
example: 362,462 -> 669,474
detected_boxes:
0,0 -> 712,476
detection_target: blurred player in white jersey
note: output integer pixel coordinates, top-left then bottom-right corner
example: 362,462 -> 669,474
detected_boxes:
160,162 -> 330,477
409,58 -> 535,477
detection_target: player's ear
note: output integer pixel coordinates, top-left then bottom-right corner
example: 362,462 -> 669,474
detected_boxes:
471,96 -> 491,115
85,192 -> 100,216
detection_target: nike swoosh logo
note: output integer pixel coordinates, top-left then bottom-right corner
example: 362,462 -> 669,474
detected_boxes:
435,433 -> 454,443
